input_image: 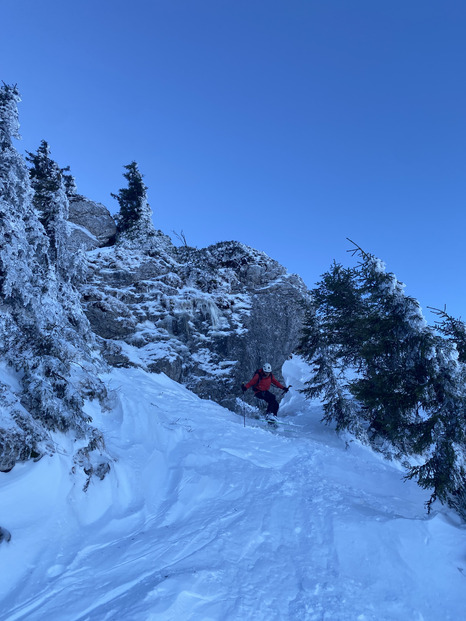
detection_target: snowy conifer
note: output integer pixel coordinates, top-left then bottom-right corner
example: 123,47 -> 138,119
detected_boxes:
61,165 -> 79,199
0,85 -> 49,298
301,241 -> 466,517
26,140 -> 71,276
430,306 -> 466,363
299,262 -> 366,435
112,161 -> 154,240
0,83 -> 108,476
403,332 -> 466,517
348,245 -> 437,453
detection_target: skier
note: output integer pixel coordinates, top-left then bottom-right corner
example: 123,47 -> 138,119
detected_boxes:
241,363 -> 289,422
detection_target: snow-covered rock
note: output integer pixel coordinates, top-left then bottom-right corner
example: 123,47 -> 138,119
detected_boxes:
0,82 -> 307,475
68,196 -> 116,249
80,236 -> 310,411
67,221 -> 100,252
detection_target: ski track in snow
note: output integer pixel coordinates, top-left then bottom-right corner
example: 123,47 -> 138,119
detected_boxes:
1,358 -> 466,621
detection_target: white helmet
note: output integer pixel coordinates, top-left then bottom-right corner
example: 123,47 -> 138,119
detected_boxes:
263,363 -> 272,373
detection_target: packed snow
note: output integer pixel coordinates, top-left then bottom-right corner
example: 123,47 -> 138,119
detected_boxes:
1,357 -> 465,621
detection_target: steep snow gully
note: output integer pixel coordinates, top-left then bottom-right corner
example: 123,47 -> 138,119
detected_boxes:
1,357 -> 466,620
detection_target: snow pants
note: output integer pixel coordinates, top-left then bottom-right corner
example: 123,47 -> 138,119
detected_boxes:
254,390 -> 279,415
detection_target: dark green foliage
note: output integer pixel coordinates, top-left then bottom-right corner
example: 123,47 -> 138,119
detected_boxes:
111,161 -> 149,234
26,140 -> 62,204
300,265 -> 365,434
26,140 -> 67,267
430,306 -> 466,363
312,262 -> 366,365
300,241 -> 466,518
406,430 -> 466,519
61,165 -> 78,199
301,243 -> 442,452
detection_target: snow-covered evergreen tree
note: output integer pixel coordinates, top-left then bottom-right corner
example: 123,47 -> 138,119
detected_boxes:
0,83 -> 108,480
405,336 -> 466,518
348,245 -> 437,453
431,306 -> 466,363
0,85 -> 49,296
299,263 -> 366,435
300,242 -> 466,518
111,161 -> 154,240
26,140 -> 71,276
60,164 -> 79,199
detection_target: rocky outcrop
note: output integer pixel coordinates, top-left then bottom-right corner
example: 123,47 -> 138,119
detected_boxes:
80,226 -> 311,412
63,198 -> 310,414
68,197 -> 116,251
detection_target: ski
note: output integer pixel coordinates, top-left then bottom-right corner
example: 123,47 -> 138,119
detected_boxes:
255,417 -> 295,433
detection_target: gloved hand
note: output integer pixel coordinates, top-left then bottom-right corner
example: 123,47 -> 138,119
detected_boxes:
241,384 -> 247,393
282,386 -> 289,393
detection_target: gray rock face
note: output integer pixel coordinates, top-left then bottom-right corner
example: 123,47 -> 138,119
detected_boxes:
67,222 -> 100,252
68,197 -> 116,250
81,236 -> 311,412
63,191 -> 310,414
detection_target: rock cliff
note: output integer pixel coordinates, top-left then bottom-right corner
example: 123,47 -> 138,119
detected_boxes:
68,196 -> 117,251
74,200 -> 310,412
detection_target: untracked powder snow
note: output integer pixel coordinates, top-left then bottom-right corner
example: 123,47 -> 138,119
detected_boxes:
0,357 -> 465,620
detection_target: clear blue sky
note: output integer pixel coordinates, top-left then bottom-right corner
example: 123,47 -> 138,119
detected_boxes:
2,0 -> 466,319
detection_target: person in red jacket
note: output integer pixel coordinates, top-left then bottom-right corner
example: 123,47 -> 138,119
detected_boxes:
241,362 -> 289,420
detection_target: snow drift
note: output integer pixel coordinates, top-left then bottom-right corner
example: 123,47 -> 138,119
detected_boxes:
1,357 -> 465,621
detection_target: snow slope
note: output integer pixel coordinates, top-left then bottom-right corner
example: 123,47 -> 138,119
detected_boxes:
1,357 -> 465,621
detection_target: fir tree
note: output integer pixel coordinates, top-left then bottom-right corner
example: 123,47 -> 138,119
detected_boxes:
0,84 -> 48,302
111,161 -> 153,237
430,306 -> 466,363
0,82 -> 20,147
61,165 -> 79,199
26,140 -> 70,274
0,83 -> 108,477
347,243 -> 436,453
300,241 -> 466,518
299,263 -> 366,435
405,345 -> 466,518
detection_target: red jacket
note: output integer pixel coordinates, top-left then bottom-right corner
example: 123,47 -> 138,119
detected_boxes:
245,369 -> 285,393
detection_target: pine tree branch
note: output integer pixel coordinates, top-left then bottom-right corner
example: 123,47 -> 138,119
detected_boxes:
346,238 -> 371,260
